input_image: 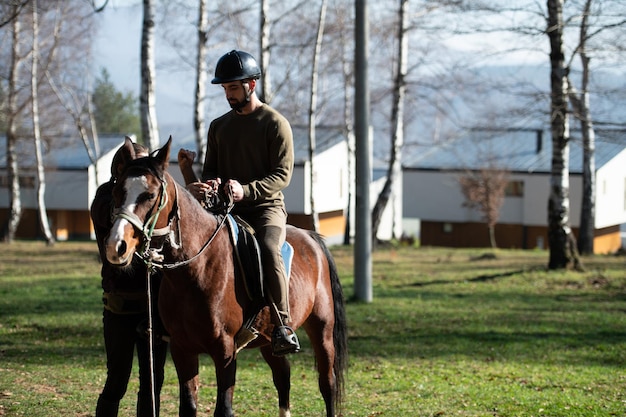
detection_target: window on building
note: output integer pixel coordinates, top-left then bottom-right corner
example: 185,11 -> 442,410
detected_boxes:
0,175 -> 35,188
505,180 -> 524,197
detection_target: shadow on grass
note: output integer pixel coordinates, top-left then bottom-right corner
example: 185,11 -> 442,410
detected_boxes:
347,269 -> 626,368
0,277 -> 102,318
348,327 -> 626,367
0,321 -> 104,366
404,267 -> 544,287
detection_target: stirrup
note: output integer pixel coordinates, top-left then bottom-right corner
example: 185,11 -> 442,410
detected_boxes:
271,325 -> 300,356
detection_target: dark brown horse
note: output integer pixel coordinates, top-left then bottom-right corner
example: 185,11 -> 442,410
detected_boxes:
104,137 -> 347,417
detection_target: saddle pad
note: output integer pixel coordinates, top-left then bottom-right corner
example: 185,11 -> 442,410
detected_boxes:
281,239 -> 294,280
227,214 -> 293,279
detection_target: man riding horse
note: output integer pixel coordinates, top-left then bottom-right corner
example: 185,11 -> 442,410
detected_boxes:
185,50 -> 300,356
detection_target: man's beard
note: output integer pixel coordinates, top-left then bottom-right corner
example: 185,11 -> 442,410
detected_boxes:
229,97 -> 248,113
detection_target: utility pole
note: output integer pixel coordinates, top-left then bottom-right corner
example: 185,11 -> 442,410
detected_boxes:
354,0 -> 372,302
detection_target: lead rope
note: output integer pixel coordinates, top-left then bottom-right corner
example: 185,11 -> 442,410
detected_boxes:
140,183 -> 235,416
145,262 -> 157,417
141,180 -> 168,417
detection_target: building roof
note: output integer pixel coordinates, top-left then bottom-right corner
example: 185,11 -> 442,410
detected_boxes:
291,125 -> 345,163
167,125 -> 346,165
0,134 -> 127,170
0,124 -> 347,170
403,129 -> 626,173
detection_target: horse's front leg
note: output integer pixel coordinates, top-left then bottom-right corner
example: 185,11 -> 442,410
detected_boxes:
213,356 -> 237,417
171,343 -> 200,417
261,346 -> 292,417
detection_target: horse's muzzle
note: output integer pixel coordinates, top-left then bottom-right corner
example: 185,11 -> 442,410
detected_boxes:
105,220 -> 137,266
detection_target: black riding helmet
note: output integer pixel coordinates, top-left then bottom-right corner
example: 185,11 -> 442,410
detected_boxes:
211,50 -> 261,84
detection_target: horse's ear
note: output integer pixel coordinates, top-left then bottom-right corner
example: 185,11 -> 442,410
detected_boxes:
123,136 -> 137,160
114,136 -> 137,176
155,136 -> 172,170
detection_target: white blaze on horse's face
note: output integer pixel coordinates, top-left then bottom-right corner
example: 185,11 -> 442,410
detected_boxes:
105,175 -> 150,266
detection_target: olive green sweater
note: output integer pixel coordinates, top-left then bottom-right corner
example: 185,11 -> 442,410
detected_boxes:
201,104 -> 294,212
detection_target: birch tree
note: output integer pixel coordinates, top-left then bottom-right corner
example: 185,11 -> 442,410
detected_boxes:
140,0 -> 159,150
2,5 -> 25,242
371,0 -> 408,243
2,0 -> 99,241
306,0 -> 327,233
0,0 -> 29,29
30,0 -> 54,244
569,0 -> 595,255
336,2 -> 355,245
546,0 -> 582,270
193,0 -> 208,162
259,0 -> 272,104
566,0 -> 626,255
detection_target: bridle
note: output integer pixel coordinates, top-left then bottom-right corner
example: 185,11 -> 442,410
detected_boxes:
112,171 -> 231,271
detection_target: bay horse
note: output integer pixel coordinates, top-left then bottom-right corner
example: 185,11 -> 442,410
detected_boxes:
104,137 -> 347,417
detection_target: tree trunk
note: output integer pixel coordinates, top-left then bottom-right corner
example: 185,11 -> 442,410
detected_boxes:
306,0 -> 327,234
488,225 -> 496,249
140,0 -> 159,150
2,7 -> 23,243
259,0 -> 272,104
30,0 -> 55,245
576,59 -> 595,255
371,0 -> 408,244
574,0 -> 595,255
338,6 -> 354,245
194,0 -> 208,163
87,89 -> 102,186
546,0 -> 582,270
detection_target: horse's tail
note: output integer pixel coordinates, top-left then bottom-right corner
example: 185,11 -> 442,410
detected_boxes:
308,231 -> 348,411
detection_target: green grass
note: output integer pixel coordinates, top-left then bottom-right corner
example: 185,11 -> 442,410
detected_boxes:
1,241 -> 625,416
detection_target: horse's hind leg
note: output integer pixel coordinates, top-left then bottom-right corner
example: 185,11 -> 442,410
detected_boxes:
261,346 -> 292,417
304,322 -> 336,417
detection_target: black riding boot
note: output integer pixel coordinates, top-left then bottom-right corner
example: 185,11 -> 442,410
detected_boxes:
95,395 -> 119,417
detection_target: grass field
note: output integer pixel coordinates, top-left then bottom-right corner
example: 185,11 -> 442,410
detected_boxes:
0,241 -> 625,416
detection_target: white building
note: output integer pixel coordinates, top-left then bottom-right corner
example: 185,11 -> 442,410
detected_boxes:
402,129 -> 626,253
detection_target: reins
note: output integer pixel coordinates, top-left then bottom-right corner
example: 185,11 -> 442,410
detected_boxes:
112,176 -> 230,271
142,181 -> 233,271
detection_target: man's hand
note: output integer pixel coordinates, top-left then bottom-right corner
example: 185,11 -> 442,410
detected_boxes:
186,178 -> 221,201
224,179 -> 244,202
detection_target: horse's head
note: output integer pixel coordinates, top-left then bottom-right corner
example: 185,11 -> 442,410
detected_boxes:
105,136 -> 173,266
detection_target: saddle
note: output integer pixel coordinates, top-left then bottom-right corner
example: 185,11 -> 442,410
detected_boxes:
224,214 -> 294,353
203,190 -> 294,352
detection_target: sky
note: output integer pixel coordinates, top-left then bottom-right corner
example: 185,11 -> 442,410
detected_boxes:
93,1 -> 201,144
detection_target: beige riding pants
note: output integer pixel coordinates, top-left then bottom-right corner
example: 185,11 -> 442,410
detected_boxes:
236,205 -> 290,324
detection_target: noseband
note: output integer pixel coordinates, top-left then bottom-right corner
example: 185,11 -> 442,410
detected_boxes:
114,179 -> 171,238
